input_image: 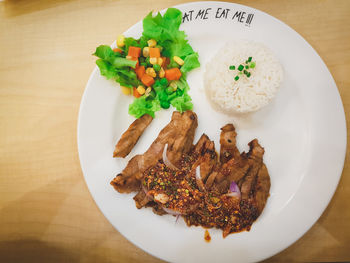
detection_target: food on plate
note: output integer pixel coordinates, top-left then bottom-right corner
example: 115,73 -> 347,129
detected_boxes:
93,8 -> 200,119
111,111 -> 271,237
204,41 -> 283,113
113,114 -> 153,158
111,111 -> 197,193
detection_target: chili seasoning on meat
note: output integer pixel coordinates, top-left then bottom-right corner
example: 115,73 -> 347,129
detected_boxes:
142,151 -> 264,237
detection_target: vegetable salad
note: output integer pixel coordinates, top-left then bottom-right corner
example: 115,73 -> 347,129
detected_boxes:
93,8 -> 200,118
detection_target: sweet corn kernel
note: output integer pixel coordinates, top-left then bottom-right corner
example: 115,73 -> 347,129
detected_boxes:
136,85 -> 146,95
117,35 -> 125,48
126,55 -> 132,60
159,67 -> 165,78
157,57 -> 163,66
145,87 -> 152,96
143,47 -> 150,57
173,56 -> 184,66
149,57 -> 157,65
121,86 -> 131,95
146,67 -> 156,78
173,56 -> 185,66
170,81 -> 178,91
147,39 -> 157,47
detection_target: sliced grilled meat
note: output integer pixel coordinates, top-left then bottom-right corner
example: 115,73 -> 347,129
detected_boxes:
253,164 -> 271,215
220,124 -> 240,164
166,111 -> 198,165
111,111 -> 198,193
113,114 -> 153,158
219,157 -> 250,184
112,116 -> 271,237
192,134 -> 218,182
205,171 -> 218,189
133,188 -> 152,209
239,139 -> 265,200
192,133 -> 211,154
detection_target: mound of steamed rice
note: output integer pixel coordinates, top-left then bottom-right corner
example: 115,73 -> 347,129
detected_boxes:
204,41 -> 283,113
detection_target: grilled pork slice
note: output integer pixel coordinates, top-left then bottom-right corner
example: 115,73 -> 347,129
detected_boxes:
113,114 -> 153,158
110,111 -> 198,193
192,134 -> 218,182
239,139 -> 265,198
133,188 -> 152,209
254,164 -> 271,214
214,138 -> 265,194
212,124 -> 247,192
220,124 -> 240,164
238,139 -> 270,217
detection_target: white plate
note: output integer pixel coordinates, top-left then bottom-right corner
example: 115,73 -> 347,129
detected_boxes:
77,2 -> 347,262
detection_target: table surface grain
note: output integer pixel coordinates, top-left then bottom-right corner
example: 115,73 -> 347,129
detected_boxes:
0,0 -> 349,262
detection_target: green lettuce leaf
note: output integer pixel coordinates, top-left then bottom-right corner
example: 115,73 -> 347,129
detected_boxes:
124,36 -> 149,54
94,45 -> 137,68
111,57 -> 137,68
93,45 -> 120,59
181,52 -> 200,73
142,8 -> 183,42
94,8 -> 199,119
170,92 -> 193,112
115,69 -> 138,87
142,8 -> 200,70
95,59 -> 117,79
169,77 -> 193,112
94,45 -> 138,87
128,96 -> 161,118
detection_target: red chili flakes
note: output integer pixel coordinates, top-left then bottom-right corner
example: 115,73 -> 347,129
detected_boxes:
142,152 -> 259,237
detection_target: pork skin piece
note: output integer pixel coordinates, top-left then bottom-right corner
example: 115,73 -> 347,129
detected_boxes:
111,111 -> 198,193
113,114 -> 153,158
220,124 -> 240,164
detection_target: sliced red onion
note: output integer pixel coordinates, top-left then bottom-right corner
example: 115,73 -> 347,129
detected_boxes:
162,207 -> 183,216
142,185 -> 153,199
195,165 -> 201,180
230,181 -> 240,193
195,165 -> 205,191
225,192 -> 241,198
162,144 -> 178,170
227,181 -> 241,199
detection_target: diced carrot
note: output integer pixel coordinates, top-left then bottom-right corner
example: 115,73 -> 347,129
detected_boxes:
128,46 -> 141,58
135,65 -> 145,79
149,47 -> 161,58
113,48 -> 122,53
141,74 -> 155,87
165,68 -> 182,81
133,87 -> 141,98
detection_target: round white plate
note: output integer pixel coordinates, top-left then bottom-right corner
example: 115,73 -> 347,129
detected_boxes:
78,2 -> 346,262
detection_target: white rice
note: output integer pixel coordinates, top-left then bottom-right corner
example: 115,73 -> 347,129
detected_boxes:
204,41 -> 283,113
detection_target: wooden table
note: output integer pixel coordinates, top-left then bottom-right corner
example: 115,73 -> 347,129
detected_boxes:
0,0 -> 349,262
